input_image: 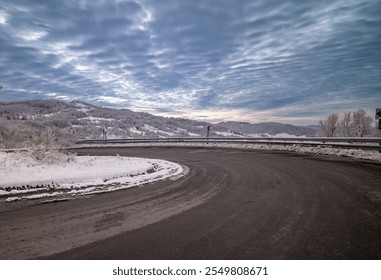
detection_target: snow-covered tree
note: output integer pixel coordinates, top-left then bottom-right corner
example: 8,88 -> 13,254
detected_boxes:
318,113 -> 339,137
319,109 -> 375,137
352,109 -> 373,137
339,111 -> 352,137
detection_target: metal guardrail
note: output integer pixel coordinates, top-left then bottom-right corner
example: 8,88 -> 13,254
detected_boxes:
76,137 -> 381,150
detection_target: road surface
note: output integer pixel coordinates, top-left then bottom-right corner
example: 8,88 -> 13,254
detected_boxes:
1,147 -> 380,259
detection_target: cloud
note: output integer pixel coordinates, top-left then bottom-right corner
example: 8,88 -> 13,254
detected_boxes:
0,0 -> 380,124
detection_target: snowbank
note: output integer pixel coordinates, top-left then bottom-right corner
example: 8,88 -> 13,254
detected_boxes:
0,151 -> 184,203
76,142 -> 381,162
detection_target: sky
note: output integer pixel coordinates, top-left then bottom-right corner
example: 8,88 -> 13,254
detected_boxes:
0,0 -> 380,125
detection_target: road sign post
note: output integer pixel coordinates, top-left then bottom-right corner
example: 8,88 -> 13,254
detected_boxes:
376,108 -> 381,120
206,125 -> 211,138
376,109 -> 381,130
206,125 -> 211,144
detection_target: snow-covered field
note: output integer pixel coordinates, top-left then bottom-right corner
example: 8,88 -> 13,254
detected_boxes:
0,151 -> 184,203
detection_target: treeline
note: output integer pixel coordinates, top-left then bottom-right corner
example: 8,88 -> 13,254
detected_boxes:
0,100 -> 209,149
0,119 -> 76,149
317,109 -> 378,137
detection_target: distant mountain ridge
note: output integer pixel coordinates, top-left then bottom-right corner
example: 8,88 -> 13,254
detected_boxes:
0,99 -> 317,148
216,121 -> 317,137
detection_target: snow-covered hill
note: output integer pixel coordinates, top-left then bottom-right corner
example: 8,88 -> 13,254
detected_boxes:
216,121 -> 317,137
0,99 -> 317,148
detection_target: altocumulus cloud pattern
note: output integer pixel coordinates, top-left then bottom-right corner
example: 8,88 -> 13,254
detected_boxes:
0,0 -> 380,124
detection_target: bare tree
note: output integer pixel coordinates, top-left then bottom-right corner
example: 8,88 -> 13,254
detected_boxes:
318,120 -> 329,137
0,121 -> 6,148
28,127 -> 56,148
318,113 -> 339,137
328,113 -> 339,136
352,109 -> 373,137
340,111 -> 352,137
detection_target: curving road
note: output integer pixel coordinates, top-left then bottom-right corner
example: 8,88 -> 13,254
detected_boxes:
1,147 -> 381,259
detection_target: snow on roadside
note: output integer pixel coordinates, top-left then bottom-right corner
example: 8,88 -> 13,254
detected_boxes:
273,133 -> 306,138
217,142 -> 381,161
214,131 -> 244,137
0,152 -> 184,203
76,142 -> 381,162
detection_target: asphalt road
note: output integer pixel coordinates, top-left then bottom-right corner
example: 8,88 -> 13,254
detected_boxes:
1,147 -> 381,259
